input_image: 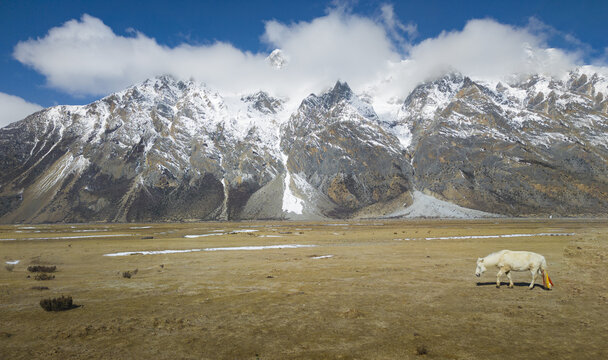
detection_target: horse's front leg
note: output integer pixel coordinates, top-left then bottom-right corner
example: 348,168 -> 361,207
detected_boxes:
506,270 -> 514,288
529,268 -> 537,289
496,268 -> 505,288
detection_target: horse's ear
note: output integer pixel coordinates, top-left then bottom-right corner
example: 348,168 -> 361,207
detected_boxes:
478,258 -> 484,263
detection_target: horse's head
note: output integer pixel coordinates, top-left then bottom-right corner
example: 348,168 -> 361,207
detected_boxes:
475,258 -> 486,277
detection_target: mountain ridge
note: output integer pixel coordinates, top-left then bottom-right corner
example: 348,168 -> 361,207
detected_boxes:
1,69 -> 607,223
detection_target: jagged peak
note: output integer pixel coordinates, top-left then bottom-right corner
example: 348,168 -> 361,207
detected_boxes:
324,80 -> 353,105
241,91 -> 283,114
266,49 -> 288,69
403,72 -> 465,109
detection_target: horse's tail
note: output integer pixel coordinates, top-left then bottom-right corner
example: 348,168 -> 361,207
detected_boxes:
539,257 -> 548,274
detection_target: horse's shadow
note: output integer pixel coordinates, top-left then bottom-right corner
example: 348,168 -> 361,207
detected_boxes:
476,281 -> 550,290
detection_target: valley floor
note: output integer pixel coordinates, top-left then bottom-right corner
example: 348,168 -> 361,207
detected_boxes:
0,219 -> 607,359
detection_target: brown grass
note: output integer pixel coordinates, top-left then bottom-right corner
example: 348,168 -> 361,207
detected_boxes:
0,219 -> 607,359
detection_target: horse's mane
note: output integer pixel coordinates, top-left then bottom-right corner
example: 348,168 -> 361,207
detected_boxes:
483,249 -> 509,262
486,249 -> 509,257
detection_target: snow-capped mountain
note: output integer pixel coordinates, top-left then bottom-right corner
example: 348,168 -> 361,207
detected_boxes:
404,70 -> 608,216
281,81 -> 413,218
266,49 -> 288,69
0,69 -> 607,223
0,76 -> 287,222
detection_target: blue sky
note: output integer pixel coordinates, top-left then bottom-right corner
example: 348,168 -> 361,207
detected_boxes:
1,0 -> 607,126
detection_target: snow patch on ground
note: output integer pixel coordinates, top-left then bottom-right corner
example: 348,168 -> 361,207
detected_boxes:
184,233 -> 225,238
393,233 -> 575,241
184,229 -> 258,238
104,244 -> 318,257
5,260 -> 20,264
389,191 -> 500,219
71,229 -> 108,232
1,234 -> 133,241
311,255 -> 334,259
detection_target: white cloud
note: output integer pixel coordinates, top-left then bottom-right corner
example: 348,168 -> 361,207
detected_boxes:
379,4 -> 417,51
0,92 -> 43,128
400,19 -> 580,84
13,9 -> 600,114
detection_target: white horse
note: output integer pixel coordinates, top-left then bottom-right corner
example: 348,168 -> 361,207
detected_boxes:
475,250 -> 549,289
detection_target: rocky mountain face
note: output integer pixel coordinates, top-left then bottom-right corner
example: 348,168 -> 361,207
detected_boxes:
281,82 -> 413,218
404,71 -> 608,216
0,76 -> 287,222
0,69 -> 607,223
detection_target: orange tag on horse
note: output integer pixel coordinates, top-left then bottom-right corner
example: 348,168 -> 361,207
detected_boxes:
543,271 -> 553,289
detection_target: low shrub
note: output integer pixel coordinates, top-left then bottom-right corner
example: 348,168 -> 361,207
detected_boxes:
27,265 -> 56,273
31,286 -> 50,290
40,295 -> 77,311
5,264 -> 14,272
416,344 -> 428,356
122,269 -> 138,278
35,273 -> 55,281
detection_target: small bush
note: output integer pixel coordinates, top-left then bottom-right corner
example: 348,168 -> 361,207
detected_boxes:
5,264 -> 15,272
416,344 -> 428,356
31,286 -> 49,290
122,269 -> 138,278
40,295 -> 77,311
35,273 -> 55,281
27,265 -> 56,273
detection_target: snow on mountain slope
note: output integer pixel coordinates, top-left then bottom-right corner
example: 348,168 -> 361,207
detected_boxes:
1,67 -> 607,223
402,70 -> 608,216
0,76 -> 290,222
389,190 -> 500,218
280,81 -> 414,218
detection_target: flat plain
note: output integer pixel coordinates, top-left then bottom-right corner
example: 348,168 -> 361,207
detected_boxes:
1,219 -> 607,359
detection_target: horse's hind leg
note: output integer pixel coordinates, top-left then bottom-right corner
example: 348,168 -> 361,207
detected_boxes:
529,268 -> 537,289
506,270 -> 514,288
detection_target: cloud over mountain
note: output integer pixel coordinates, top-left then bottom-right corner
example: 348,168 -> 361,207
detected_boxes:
0,92 -> 42,128
13,5 -> 598,108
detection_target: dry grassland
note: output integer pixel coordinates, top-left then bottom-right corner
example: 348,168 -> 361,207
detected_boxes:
1,219 -> 607,359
